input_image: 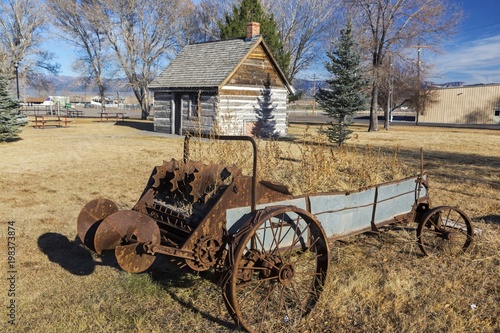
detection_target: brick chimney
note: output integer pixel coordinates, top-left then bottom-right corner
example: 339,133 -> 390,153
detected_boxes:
246,22 -> 261,39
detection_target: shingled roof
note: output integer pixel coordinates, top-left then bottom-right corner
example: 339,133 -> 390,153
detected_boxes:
149,36 -> 292,92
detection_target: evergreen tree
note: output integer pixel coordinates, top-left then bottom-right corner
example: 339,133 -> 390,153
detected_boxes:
219,0 -> 290,78
0,71 -> 21,142
316,21 -> 368,146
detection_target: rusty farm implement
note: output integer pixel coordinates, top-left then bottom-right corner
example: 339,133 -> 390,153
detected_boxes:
77,135 -> 474,333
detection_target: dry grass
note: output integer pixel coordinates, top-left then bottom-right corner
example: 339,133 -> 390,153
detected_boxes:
0,118 -> 498,332
187,126 -> 411,194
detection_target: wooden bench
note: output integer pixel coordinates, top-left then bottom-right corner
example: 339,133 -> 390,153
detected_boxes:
67,110 -> 84,118
100,112 -> 127,122
34,116 -> 72,129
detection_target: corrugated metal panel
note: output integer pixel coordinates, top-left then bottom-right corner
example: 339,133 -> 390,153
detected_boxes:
421,85 -> 500,124
225,176 -> 426,240
307,176 -> 425,238
310,189 -> 376,237
374,177 -> 418,222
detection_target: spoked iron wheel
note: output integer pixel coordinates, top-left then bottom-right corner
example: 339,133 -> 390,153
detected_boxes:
417,206 -> 474,256
225,206 -> 329,333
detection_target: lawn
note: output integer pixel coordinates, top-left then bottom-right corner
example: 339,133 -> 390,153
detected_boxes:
1,119 -> 498,332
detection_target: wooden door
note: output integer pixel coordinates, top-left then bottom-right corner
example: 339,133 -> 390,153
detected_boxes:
174,95 -> 182,135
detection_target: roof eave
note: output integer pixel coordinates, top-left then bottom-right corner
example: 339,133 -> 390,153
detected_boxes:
148,86 -> 219,92
258,38 -> 295,95
218,36 -> 295,95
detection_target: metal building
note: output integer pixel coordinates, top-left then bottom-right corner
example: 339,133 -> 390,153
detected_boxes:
420,84 -> 500,124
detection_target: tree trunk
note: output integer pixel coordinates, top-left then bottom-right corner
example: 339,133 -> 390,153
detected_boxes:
368,79 -> 379,132
99,86 -> 106,114
132,85 -> 150,120
141,98 -> 150,120
140,86 -> 150,120
384,97 -> 390,130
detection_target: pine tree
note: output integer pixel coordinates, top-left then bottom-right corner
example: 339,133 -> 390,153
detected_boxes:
0,71 -> 21,142
316,21 -> 369,146
219,0 -> 290,78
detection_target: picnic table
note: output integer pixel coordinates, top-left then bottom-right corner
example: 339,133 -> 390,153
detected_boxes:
100,112 -> 127,122
34,115 -> 72,129
67,109 -> 84,117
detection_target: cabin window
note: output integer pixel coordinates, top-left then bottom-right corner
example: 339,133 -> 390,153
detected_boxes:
189,94 -> 199,119
495,110 -> 500,117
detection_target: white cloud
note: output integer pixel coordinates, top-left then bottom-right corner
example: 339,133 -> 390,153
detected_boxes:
428,34 -> 500,83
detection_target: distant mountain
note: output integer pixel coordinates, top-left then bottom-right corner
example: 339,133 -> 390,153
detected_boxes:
26,75 -> 327,99
292,78 -> 327,97
26,75 -> 134,98
424,81 -> 465,88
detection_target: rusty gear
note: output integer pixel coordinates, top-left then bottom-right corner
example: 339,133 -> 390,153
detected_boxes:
189,237 -> 223,271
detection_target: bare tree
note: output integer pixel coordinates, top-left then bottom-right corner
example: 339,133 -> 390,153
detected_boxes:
262,0 -> 339,82
0,0 -> 59,93
188,0 -> 338,82
46,0 -> 113,113
344,0 -> 463,131
379,57 -> 438,129
187,0 -> 235,43
378,58 -> 416,129
92,0 -> 192,119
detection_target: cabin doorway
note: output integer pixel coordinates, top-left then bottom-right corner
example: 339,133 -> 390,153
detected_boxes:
174,95 -> 182,135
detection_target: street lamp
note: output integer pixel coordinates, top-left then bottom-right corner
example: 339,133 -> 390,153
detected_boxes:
13,61 -> 20,100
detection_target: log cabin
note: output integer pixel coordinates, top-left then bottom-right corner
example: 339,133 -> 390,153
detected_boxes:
149,22 -> 295,136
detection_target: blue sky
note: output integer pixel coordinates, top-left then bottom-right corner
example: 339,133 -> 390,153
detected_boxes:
53,0 -> 500,85
426,0 -> 500,84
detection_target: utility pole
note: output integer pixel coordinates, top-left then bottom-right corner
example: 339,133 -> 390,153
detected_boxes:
312,74 -> 316,114
14,62 -> 20,100
416,47 -> 421,125
410,45 -> 430,125
385,61 -> 393,130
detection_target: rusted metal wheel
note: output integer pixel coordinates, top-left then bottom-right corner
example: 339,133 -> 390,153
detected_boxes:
417,206 -> 473,256
77,198 -> 118,251
94,210 -> 161,273
115,242 -> 157,273
224,206 -> 329,333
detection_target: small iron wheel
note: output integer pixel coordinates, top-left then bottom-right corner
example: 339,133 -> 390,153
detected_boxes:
94,210 -> 161,273
224,206 -> 329,333
417,206 -> 473,256
77,198 -> 118,251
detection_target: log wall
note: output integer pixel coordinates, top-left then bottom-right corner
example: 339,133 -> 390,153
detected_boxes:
153,91 -> 217,135
182,93 -> 217,135
152,44 -> 291,136
218,86 -> 288,136
217,44 -> 289,136
153,92 -> 173,133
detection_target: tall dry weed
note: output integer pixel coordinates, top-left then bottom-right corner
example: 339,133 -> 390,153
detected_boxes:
186,125 -> 412,195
